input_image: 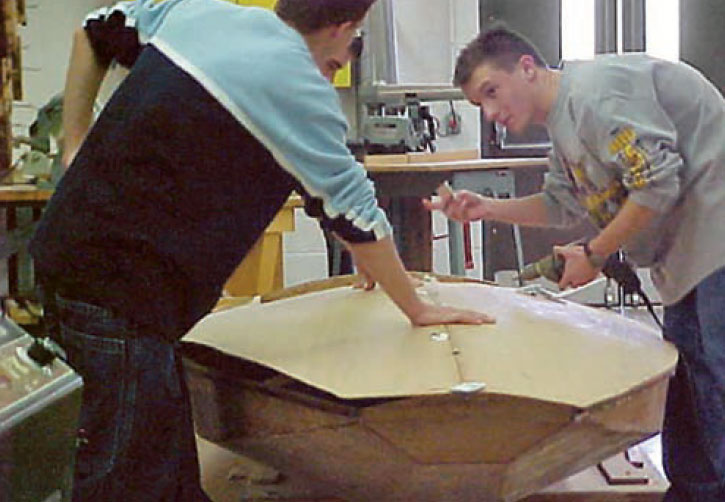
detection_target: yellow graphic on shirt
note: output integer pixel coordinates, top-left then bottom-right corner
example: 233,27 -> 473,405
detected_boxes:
562,158 -> 628,229
581,178 -> 628,228
609,127 -> 651,189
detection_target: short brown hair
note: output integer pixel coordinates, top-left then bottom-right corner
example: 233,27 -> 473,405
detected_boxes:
275,0 -> 376,34
453,25 -> 548,87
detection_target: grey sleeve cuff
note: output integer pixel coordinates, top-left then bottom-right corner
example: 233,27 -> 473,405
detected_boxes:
627,187 -> 677,214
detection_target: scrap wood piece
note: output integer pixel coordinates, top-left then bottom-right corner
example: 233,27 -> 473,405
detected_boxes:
597,452 -> 650,485
625,445 -> 647,469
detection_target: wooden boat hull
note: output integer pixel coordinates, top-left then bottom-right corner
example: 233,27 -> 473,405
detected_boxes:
182,277 -> 676,501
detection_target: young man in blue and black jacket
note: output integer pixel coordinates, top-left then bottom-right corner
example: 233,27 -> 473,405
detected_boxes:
30,1 -> 494,500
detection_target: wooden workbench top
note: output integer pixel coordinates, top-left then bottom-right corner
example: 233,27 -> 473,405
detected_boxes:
364,155 -> 547,173
0,185 -> 53,202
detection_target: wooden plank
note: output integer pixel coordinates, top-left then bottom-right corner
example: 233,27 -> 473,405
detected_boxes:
186,287 -> 463,400
366,156 -> 547,173
184,280 -> 675,501
406,149 -> 479,163
0,187 -> 54,202
363,154 -> 409,167
0,0 -> 19,176
0,59 -> 12,176
361,394 -> 573,464
364,150 -> 479,168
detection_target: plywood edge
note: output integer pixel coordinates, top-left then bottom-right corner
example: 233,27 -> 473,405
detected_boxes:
260,273 -> 491,304
585,375 -> 670,433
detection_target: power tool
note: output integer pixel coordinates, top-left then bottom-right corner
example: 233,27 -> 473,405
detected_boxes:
519,253 -> 565,283
519,247 -> 662,328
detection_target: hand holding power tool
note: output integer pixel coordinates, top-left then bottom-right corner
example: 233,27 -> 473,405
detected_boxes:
519,244 -> 662,328
519,242 -> 610,283
519,253 -> 566,283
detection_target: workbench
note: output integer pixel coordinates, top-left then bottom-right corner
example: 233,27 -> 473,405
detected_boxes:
364,154 -> 547,274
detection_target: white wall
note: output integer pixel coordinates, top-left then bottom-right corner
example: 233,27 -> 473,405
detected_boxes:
393,0 -> 480,154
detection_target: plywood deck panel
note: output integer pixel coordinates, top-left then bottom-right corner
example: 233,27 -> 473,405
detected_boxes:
188,287 -> 463,399
185,282 -> 676,406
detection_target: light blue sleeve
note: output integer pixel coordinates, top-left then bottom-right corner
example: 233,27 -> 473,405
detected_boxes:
221,34 -> 392,241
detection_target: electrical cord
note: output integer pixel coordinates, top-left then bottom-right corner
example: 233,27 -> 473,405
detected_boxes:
601,254 -> 663,329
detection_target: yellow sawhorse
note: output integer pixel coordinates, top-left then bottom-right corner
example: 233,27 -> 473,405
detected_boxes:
222,196 -> 303,298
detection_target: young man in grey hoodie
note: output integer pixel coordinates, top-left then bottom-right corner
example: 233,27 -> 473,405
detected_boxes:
427,25 -> 725,502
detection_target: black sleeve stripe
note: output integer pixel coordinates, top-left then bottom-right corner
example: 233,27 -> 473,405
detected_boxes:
84,10 -> 143,68
299,187 -> 378,244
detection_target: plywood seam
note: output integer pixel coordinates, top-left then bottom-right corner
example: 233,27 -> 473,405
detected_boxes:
359,422 -> 434,465
425,282 -> 466,388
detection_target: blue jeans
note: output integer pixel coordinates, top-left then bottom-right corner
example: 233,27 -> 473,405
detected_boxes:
662,267 -> 725,501
44,292 -> 211,502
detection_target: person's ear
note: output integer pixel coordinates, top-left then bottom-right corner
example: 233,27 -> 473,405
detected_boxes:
519,54 -> 537,80
331,20 -> 357,39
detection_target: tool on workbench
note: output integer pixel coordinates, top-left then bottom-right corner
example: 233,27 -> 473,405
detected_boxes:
359,84 -> 463,154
